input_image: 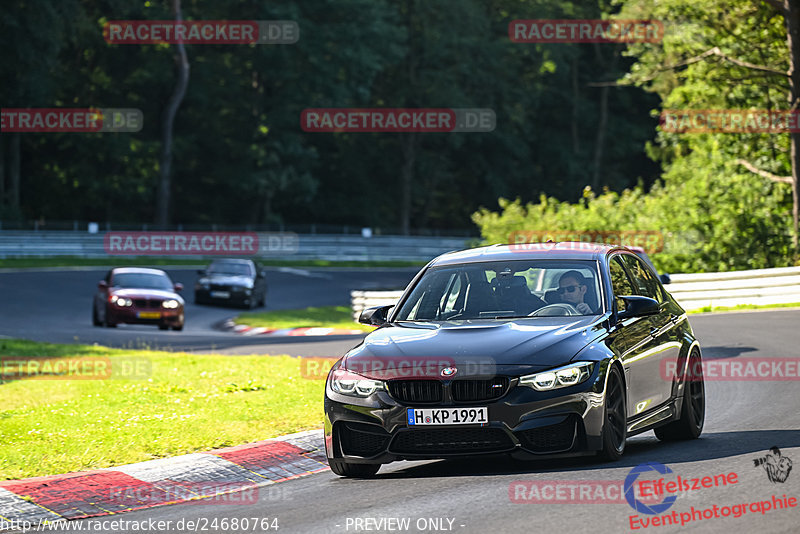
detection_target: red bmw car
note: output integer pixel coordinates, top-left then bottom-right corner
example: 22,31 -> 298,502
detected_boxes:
92,267 -> 185,330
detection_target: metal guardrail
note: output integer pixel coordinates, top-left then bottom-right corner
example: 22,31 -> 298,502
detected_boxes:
667,266 -> 800,310
0,231 -> 470,262
350,266 -> 800,318
350,290 -> 406,320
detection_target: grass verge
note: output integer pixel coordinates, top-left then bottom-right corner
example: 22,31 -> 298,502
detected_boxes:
236,306 -> 375,333
0,257 -> 424,269
687,302 -> 800,314
0,339 -> 324,480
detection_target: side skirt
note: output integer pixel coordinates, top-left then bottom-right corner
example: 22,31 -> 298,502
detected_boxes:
626,397 -> 680,437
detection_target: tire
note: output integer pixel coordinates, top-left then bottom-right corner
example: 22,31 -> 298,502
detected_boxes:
102,306 -> 117,328
598,364 -> 627,461
158,324 -> 169,331
92,304 -> 102,326
655,349 -> 705,441
328,460 -> 380,478
172,323 -> 184,331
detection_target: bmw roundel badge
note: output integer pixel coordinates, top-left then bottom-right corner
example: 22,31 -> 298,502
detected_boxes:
441,367 -> 457,377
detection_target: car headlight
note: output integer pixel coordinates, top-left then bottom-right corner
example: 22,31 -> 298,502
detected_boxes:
519,362 -> 594,391
110,295 -> 132,307
162,299 -> 180,309
329,369 -> 384,397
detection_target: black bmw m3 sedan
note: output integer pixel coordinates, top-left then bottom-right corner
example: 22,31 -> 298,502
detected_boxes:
324,242 -> 705,477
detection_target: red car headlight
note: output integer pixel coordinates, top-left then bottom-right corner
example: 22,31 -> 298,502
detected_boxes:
110,295 -> 133,307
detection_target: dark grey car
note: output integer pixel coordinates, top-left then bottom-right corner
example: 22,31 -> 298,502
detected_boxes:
194,259 -> 268,308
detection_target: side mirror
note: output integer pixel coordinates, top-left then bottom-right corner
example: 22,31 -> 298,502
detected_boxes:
617,295 -> 660,320
174,283 -> 184,292
98,280 -> 108,290
197,269 -> 206,275
258,270 -> 267,279
358,305 -> 393,326
659,273 -> 671,285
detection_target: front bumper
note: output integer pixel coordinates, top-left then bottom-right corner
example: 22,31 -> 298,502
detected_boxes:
108,306 -> 184,326
195,287 -> 253,305
324,362 -> 611,464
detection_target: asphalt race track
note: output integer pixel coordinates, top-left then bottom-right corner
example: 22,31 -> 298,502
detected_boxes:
0,266 -> 418,355
2,268 -> 799,533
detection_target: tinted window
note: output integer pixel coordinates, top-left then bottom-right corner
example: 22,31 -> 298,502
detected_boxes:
609,257 -> 635,312
621,254 -> 665,302
441,273 -> 464,314
111,272 -> 173,290
395,260 -> 602,320
207,262 -> 253,276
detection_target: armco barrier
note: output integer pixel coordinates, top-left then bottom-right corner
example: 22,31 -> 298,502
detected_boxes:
0,231 -> 468,263
666,266 -> 800,311
350,266 -> 800,317
350,290 -> 405,320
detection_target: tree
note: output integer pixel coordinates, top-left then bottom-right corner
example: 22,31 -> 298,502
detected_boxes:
155,0 -> 190,227
617,0 -> 798,255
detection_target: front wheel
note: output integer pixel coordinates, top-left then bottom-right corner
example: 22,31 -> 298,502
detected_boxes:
655,349 -> 705,441
328,460 -> 380,478
102,306 -> 117,328
92,304 -> 102,326
598,364 -> 627,461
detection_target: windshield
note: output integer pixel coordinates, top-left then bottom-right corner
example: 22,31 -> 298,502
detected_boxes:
111,272 -> 173,290
394,260 -> 603,321
207,262 -> 253,276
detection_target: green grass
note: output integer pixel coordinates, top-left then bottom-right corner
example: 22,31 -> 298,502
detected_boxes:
0,339 -> 325,480
0,257 -> 424,269
236,306 -> 375,332
688,302 -> 800,314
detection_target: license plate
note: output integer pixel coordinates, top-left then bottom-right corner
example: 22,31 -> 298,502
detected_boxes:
407,407 -> 488,426
210,291 -> 230,299
137,311 -> 161,319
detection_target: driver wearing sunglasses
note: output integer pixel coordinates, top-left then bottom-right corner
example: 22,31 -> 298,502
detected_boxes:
557,270 -> 594,314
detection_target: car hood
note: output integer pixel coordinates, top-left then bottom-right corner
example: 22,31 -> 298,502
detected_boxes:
342,317 -> 607,380
202,274 -> 253,286
111,288 -> 182,301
